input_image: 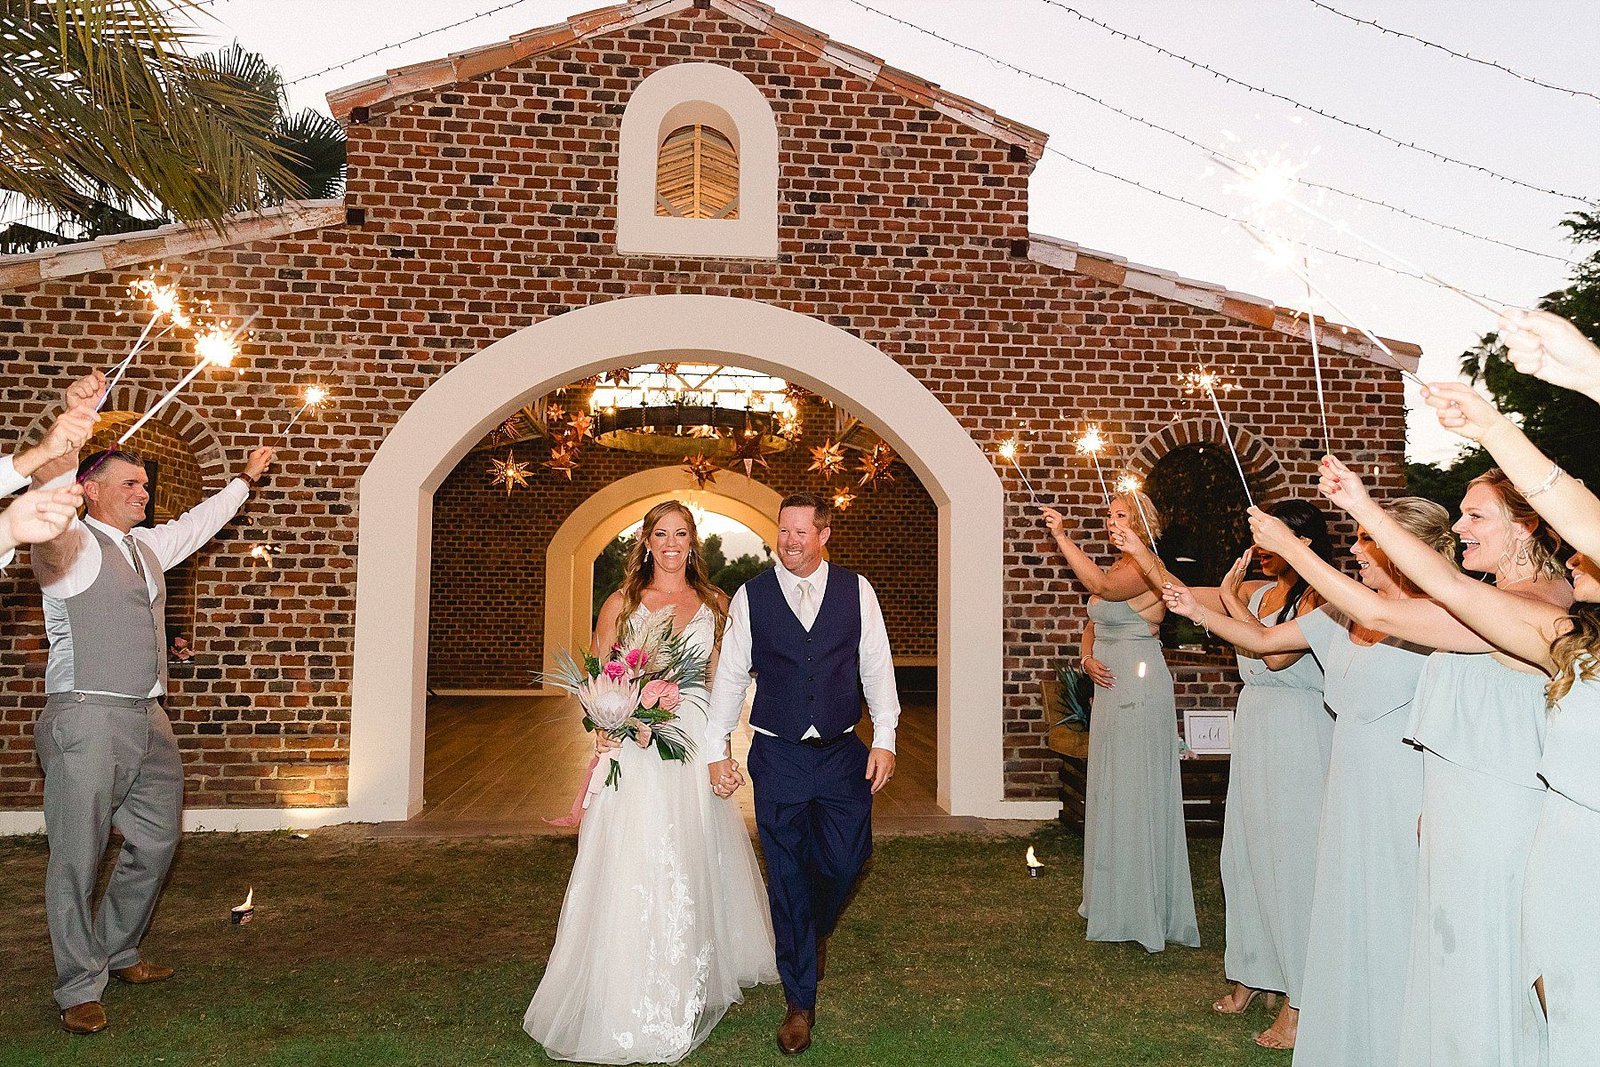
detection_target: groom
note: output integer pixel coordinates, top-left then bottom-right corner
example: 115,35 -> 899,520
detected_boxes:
706,492 -> 901,1055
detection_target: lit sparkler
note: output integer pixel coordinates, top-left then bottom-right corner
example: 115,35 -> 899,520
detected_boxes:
115,317 -> 249,446
1178,367 -> 1255,508
996,438 -> 1042,508
102,275 -> 197,409
273,385 -> 330,448
1074,424 -> 1113,502
1215,153 -> 1503,316
1241,223 -> 1427,389
1114,473 -> 1157,548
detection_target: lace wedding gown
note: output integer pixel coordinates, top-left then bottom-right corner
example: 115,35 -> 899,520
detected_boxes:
524,603 -> 778,1063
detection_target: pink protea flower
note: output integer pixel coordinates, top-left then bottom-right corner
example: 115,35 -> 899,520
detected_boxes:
577,673 -> 641,731
602,659 -> 627,681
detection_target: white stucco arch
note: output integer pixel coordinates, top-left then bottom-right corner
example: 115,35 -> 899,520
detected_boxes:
540,468 -> 783,686
348,294 -> 1049,823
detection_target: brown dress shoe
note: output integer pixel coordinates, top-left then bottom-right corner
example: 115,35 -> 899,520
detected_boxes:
60,1001 -> 108,1035
111,961 -> 175,985
816,937 -> 828,982
777,1005 -> 814,1055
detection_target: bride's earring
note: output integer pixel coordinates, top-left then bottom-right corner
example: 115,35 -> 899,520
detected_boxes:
1516,539 -> 1533,565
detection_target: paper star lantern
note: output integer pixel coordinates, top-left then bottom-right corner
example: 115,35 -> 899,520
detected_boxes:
488,451 -> 532,493
809,439 -> 847,480
683,452 -> 719,489
857,443 -> 897,489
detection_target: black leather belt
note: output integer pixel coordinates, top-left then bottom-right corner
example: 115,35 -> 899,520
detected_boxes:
798,731 -> 853,749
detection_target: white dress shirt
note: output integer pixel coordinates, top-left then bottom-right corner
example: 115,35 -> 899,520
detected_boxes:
33,470 -> 251,697
704,559 -> 901,762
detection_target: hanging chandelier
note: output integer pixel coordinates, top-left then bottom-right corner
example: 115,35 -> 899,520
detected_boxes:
584,363 -> 803,460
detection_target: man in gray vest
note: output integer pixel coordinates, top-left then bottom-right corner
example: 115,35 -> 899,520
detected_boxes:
31,443 -> 274,1035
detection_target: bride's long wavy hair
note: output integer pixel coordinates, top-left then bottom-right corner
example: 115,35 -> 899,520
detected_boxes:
617,501 -> 727,644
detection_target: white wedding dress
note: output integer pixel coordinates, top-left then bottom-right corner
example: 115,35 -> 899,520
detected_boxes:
524,603 -> 778,1064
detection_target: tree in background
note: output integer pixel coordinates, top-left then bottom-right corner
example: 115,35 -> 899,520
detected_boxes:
591,532 -> 773,619
1,1 -> 344,251
1405,212 -> 1600,509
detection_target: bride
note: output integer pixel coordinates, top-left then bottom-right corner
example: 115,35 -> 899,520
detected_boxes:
524,500 -> 778,1063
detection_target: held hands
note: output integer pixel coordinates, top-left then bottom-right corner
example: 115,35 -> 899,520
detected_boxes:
1499,308 -> 1600,398
1421,381 -> 1511,444
865,747 -> 896,794
708,757 -> 746,799
241,446 -> 276,482
0,484 -> 84,552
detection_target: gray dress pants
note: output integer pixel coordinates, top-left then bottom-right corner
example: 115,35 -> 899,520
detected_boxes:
34,693 -> 183,1010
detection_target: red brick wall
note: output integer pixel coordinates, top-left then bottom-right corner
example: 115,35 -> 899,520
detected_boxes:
0,9 -> 1406,808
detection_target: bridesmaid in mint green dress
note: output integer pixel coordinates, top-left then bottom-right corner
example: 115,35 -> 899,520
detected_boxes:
1300,459 -> 1574,1067
1161,499 -> 1439,1063
1043,496 -> 1198,954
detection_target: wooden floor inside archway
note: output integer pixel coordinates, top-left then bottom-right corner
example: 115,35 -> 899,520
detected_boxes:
380,692 -> 962,837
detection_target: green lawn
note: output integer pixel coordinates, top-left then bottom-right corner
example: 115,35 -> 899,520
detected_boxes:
0,826 -> 1270,1066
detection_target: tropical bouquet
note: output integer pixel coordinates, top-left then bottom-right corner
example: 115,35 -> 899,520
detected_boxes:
543,605 -> 704,790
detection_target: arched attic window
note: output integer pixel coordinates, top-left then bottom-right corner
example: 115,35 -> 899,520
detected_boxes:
656,124 -> 739,219
617,63 -> 778,258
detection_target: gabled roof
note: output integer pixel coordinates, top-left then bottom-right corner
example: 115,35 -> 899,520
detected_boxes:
1027,233 -> 1421,369
324,0 -> 1049,161
0,201 -> 343,292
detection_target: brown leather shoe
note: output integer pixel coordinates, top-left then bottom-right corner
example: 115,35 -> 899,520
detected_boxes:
110,961 -> 174,985
777,1005 -> 814,1055
816,936 -> 828,982
60,1001 -> 108,1035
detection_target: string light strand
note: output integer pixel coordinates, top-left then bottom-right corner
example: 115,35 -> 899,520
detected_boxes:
843,0 -> 1580,267
1302,0 -> 1600,104
1035,0 -> 1596,204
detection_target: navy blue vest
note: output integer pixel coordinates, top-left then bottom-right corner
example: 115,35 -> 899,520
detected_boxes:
747,564 -> 863,741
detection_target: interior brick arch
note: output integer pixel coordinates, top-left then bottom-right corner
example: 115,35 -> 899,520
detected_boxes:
1127,417 -> 1289,505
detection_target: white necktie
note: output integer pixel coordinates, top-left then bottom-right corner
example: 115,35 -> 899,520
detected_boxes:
797,579 -> 816,630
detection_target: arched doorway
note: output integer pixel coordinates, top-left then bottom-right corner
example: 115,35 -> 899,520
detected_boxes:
349,295 -> 1038,822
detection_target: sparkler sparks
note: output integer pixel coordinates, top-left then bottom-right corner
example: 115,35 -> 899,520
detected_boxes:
995,437 -> 1042,508
1075,424 -> 1113,502
1179,367 -> 1255,508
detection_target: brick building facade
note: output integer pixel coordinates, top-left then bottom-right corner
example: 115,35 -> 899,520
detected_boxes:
0,0 -> 1413,823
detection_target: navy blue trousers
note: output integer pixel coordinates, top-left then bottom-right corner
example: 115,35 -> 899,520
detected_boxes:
747,732 -> 873,1011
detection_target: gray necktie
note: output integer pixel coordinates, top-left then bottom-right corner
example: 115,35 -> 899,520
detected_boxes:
123,534 -> 148,589
797,579 -> 816,629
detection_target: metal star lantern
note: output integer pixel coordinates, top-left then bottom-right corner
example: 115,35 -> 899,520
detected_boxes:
544,403 -> 566,423
730,429 -> 769,476
603,367 -> 632,385
856,443 -> 897,489
683,452 -> 719,489
542,445 -> 578,481
809,439 -> 847,480
830,487 -> 856,512
488,451 -> 532,493
566,410 -> 594,440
